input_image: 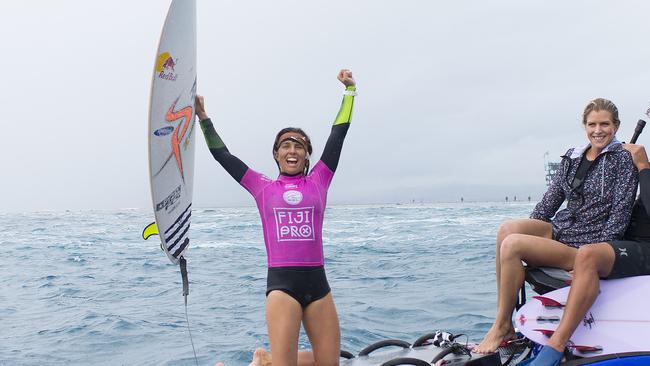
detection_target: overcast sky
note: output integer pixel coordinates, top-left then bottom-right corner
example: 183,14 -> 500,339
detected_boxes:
3,0 -> 650,212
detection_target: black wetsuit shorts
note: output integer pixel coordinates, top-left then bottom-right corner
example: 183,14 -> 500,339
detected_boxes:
606,240 -> 650,279
266,266 -> 331,308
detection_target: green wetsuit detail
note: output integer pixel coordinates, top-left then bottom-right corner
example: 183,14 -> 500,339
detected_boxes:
334,85 -> 356,126
321,86 -> 355,172
199,119 -> 226,150
199,118 -> 249,181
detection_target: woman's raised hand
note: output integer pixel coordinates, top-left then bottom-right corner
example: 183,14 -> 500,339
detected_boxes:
337,69 -> 355,87
195,95 -> 209,121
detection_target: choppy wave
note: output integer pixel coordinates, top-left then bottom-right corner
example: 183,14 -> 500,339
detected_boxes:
0,202 -> 536,365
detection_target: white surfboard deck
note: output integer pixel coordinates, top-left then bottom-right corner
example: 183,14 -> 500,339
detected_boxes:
148,0 -> 196,264
516,275 -> 650,357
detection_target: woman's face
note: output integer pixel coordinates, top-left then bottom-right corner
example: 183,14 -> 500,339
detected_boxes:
584,110 -> 617,152
274,132 -> 308,175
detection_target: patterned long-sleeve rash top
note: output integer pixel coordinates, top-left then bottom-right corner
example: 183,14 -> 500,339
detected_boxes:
199,86 -> 355,267
531,140 -> 638,247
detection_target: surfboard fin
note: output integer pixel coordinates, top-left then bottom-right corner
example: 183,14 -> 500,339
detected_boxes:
142,222 -> 159,240
568,344 -> 603,354
534,329 -> 555,337
533,296 -> 565,308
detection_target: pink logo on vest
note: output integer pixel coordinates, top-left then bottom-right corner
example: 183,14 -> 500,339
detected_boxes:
274,207 -> 314,241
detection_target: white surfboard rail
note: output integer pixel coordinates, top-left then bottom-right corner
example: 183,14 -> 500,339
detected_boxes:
148,0 -> 197,266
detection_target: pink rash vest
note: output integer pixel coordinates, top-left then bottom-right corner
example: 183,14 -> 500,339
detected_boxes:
240,161 -> 334,267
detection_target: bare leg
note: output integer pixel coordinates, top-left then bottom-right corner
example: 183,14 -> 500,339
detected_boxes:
303,293 -> 341,366
266,291 -> 303,366
546,244 -> 615,352
495,219 -> 553,301
248,293 -> 338,366
475,233 -> 577,353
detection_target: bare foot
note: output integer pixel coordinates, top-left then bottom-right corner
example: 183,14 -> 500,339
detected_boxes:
214,363 -> 225,366
473,324 -> 516,354
249,348 -> 273,366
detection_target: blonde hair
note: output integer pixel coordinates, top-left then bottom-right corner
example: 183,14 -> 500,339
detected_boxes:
582,98 -> 620,126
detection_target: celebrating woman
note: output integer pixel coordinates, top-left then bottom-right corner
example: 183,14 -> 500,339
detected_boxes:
198,69 -> 356,366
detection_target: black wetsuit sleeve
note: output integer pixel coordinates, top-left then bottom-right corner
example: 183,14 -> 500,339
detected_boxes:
199,118 -> 248,182
320,85 -> 355,172
321,124 -> 350,172
639,169 -> 650,216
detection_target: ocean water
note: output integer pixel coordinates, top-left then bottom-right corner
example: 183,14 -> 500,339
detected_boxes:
1,202 -> 537,366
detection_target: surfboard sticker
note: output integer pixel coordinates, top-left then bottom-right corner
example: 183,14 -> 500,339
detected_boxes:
516,275 -> 650,357
148,0 -> 196,264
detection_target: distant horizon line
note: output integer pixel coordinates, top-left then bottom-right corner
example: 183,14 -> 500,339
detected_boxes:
0,199 -> 541,214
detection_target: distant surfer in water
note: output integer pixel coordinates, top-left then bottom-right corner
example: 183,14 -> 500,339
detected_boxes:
475,98 -> 638,355
525,143 -> 650,366
198,69 -> 356,366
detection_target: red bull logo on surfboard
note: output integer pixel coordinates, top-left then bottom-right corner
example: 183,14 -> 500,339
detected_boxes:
156,52 -> 178,81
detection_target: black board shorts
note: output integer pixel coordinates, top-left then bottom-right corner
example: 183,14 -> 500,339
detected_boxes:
606,240 -> 650,279
266,266 -> 331,308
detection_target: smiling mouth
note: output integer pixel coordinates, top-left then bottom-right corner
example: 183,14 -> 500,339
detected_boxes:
286,158 -> 299,167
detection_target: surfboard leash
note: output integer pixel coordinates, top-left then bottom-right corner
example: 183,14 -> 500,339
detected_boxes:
180,257 -> 199,366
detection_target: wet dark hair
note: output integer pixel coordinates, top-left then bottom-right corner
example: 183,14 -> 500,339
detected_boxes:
272,127 -> 313,175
